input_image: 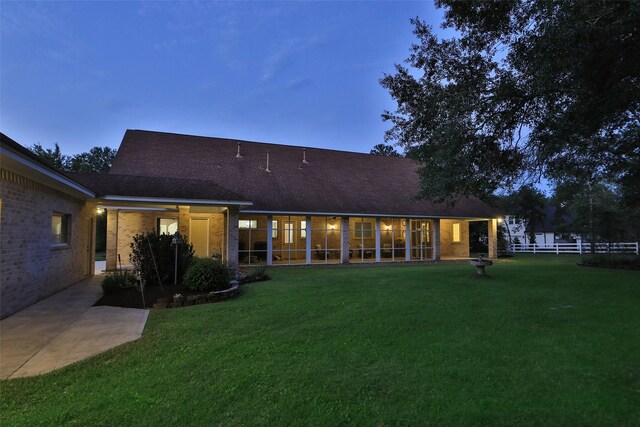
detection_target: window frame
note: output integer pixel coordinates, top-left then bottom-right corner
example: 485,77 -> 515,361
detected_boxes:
52,212 -> 71,246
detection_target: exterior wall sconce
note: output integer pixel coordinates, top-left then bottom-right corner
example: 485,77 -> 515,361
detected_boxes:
96,208 -> 105,215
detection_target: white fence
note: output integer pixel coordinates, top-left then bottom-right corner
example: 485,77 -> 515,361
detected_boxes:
508,242 -> 639,255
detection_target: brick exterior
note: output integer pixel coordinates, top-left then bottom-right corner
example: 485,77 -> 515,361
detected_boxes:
0,170 -> 95,318
440,219 -> 470,258
106,208 -> 225,268
488,218 -> 498,259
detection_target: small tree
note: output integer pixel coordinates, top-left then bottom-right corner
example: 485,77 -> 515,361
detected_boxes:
130,231 -> 194,287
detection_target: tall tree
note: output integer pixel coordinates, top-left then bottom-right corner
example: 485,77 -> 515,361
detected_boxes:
380,1 -> 640,204
29,144 -> 117,173
67,146 -> 118,173
370,143 -> 401,157
29,143 -> 68,170
504,185 -> 547,244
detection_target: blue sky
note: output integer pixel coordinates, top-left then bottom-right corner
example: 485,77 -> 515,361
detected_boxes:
1,1 -> 444,155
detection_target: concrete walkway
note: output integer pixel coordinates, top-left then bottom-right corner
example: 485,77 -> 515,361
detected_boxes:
1,275 -> 149,379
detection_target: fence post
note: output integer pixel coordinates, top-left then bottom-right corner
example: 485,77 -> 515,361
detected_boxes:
533,244 -> 536,254
636,242 -> 639,255
556,244 -> 559,255
579,243 -> 582,255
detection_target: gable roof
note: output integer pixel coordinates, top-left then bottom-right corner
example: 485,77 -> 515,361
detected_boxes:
109,129 -> 497,218
1,133 -> 95,199
66,172 -> 250,205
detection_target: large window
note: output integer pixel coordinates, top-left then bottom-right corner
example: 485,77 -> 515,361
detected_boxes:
311,216 -> 341,263
350,217 -> 376,263
273,216 -> 306,264
238,215 -> 267,265
52,213 -> 70,244
157,218 -> 178,235
410,219 -> 433,260
380,218 -> 406,262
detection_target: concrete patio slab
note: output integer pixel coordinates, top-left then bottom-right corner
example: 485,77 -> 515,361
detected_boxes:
1,275 -> 149,380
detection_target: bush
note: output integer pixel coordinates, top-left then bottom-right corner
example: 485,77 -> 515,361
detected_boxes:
101,271 -> 137,294
247,264 -> 266,278
581,254 -> 640,269
130,231 -> 194,287
183,257 -> 231,292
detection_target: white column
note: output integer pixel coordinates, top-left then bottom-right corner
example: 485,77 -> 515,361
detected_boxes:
267,215 -> 273,266
341,217 -> 350,263
375,218 -> 381,262
433,219 -> 441,261
305,215 -> 312,264
405,218 -> 411,261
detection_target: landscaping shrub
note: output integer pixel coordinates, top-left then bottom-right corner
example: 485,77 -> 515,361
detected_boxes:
580,254 -> 640,270
101,271 -> 137,294
183,257 -> 231,292
247,264 -> 266,278
130,231 -> 194,287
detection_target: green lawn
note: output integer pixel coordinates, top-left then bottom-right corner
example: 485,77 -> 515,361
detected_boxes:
2,256 -> 640,425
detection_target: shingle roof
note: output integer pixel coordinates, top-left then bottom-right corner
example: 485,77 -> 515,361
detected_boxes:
108,129 -> 497,218
65,172 -> 249,204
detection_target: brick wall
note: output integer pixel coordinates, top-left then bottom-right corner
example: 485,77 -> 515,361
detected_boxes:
0,170 -> 95,318
107,208 -> 225,267
440,219 -> 470,258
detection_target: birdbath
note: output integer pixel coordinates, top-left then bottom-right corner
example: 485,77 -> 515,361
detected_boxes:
469,254 -> 493,278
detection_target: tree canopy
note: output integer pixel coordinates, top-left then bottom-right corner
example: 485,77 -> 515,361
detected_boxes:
29,143 -> 117,173
381,1 -> 640,204
370,143 -> 401,157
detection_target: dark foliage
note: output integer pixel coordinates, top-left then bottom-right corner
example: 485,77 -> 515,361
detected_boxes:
183,257 -> 231,292
381,1 -> 640,204
370,143 -> 401,157
129,231 -> 194,287
101,271 -> 137,295
580,254 -> 640,270
29,143 -> 117,173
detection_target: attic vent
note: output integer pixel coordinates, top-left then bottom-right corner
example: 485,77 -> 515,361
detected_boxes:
265,151 -> 271,173
302,148 -> 309,164
236,142 -> 243,159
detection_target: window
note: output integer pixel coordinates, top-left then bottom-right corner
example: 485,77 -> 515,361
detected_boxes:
52,213 -> 70,244
354,221 -> 373,239
272,220 -> 278,238
239,219 -> 257,229
452,222 -> 461,243
283,222 -> 294,244
300,220 -> 307,238
157,218 -> 178,235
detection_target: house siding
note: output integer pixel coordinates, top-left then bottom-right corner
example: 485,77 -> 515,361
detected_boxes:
440,219 -> 470,258
106,208 -> 225,268
0,169 -> 95,318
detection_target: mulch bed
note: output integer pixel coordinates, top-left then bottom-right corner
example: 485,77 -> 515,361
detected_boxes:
94,275 -> 270,309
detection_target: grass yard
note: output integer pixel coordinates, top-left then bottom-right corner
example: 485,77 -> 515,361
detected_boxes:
2,256 -> 640,425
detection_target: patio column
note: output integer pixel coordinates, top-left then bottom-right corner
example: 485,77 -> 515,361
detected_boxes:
267,215 -> 273,266
341,216 -> 350,263
178,205 -> 190,237
105,209 -> 118,270
405,218 -> 411,261
375,217 -> 381,262
488,218 -> 498,259
306,215 -> 312,264
432,219 -> 441,261
226,206 -> 239,269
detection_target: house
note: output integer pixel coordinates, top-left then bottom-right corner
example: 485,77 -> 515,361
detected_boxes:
505,206 -> 579,247
73,130 -> 499,269
0,134 -> 96,318
1,129 -> 499,316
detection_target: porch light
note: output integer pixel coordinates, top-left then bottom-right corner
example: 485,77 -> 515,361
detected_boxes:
497,218 -> 503,223
96,208 -> 105,215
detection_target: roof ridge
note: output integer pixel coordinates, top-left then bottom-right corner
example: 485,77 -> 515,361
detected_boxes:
125,129 -> 409,160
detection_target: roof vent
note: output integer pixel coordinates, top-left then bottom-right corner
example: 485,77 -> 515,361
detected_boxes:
265,151 -> 271,173
236,142 -> 243,159
302,148 -> 309,164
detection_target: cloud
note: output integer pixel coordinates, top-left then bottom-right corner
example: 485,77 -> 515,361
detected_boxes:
260,36 -> 320,82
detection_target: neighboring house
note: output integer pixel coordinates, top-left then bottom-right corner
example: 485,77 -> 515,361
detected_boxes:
505,206 -> 579,247
0,134 -> 96,318
1,129 -> 499,316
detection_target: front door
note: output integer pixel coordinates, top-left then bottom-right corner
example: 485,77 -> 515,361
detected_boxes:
190,218 -> 209,257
